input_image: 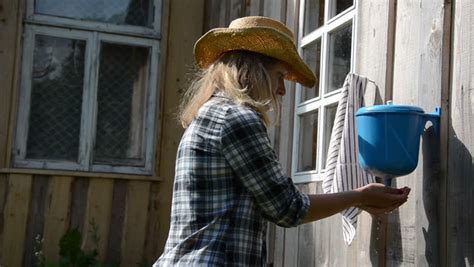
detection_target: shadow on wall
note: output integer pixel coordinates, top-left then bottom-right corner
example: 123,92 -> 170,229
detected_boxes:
421,125 -> 441,266
443,126 -> 474,266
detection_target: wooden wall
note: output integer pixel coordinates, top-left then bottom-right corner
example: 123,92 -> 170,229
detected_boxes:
1,0 -> 472,266
446,0 -> 473,266
0,0 -> 206,266
387,0 -> 450,266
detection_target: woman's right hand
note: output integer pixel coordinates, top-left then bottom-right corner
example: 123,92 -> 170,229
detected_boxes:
355,183 -> 411,215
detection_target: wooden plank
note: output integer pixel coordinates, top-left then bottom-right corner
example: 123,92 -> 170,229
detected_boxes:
282,225 -> 299,267
229,0 -> 245,21
281,183 -> 302,267
263,0 -> 285,20
358,212 -> 380,266
266,223 -> 276,266
70,177 -> 89,234
447,0 -> 473,266
1,174 -> 33,267
81,178 -> 114,261
355,0 -> 391,100
0,168 -> 161,181
438,0 -> 453,266
248,0 -> 263,16
155,0 -> 205,256
120,181 -> 150,267
42,176 -> 73,263
105,180 -> 127,266
388,0 -> 447,266
309,182 -> 330,266
384,0 -> 397,102
0,0 -> 23,168
296,183 -> 315,267
23,175 -> 48,267
0,174 -> 8,262
272,225 -> 285,267
144,182 -> 161,263
204,0 -> 220,30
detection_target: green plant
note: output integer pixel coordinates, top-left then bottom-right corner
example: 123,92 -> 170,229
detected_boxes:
34,220 -> 102,267
58,228 -> 98,267
33,220 -> 147,267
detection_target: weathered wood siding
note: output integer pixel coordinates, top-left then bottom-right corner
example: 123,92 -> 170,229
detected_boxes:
447,0 -> 474,266
0,0 -> 205,266
1,0 -> 473,266
387,0 -> 450,266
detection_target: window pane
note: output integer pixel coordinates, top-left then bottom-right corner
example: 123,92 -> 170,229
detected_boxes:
330,0 -> 353,18
94,42 -> 150,165
327,23 -> 352,93
304,0 -> 325,35
301,39 -> 321,102
297,110 -> 319,172
322,104 -> 337,168
26,35 -> 85,161
35,0 -> 154,28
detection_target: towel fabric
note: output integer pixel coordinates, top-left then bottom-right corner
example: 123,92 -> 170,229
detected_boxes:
322,73 -> 376,245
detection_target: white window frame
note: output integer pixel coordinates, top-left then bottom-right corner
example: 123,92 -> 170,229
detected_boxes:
25,0 -> 162,38
292,0 -> 358,183
14,0 -> 162,175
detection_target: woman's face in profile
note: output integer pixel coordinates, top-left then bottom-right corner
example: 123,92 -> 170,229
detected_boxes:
267,62 -> 288,97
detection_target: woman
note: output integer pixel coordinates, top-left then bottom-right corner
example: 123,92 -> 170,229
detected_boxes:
155,16 -> 410,266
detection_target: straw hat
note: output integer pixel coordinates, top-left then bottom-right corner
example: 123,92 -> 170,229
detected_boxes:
194,16 -> 317,87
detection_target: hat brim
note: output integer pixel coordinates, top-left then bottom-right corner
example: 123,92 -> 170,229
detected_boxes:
194,27 -> 317,87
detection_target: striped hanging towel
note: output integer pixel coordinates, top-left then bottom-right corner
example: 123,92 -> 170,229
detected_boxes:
322,73 -> 376,245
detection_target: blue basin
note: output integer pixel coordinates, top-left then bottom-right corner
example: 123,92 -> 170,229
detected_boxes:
355,104 -> 441,178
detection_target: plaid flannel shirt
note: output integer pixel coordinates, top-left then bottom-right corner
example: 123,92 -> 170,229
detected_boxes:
154,95 -> 309,266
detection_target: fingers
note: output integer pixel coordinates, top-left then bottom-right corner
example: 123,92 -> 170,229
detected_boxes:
360,184 -> 411,210
360,194 -> 409,215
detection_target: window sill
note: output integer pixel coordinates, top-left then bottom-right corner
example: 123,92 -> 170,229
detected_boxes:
0,167 -> 161,181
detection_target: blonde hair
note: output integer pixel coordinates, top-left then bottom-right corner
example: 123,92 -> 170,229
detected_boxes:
179,51 -> 280,128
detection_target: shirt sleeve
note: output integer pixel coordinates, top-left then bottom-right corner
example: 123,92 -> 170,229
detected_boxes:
220,106 -> 309,227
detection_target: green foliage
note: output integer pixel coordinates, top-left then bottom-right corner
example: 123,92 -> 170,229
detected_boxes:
34,221 -> 99,267
58,228 -> 98,267
33,220 -> 149,267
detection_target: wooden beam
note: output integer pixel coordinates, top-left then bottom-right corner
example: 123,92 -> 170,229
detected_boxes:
22,175 -> 48,267
42,176 -> 74,263
384,0 -> 397,102
81,178 -> 113,261
0,0 -> 24,168
120,181 -> 150,266
0,168 -> 161,181
1,174 -> 33,267
446,0 -> 473,265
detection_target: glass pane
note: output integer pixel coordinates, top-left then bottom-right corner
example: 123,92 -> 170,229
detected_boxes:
327,23 -> 352,93
94,42 -> 150,165
301,39 -> 321,102
322,104 -> 337,168
35,0 -> 154,28
331,0 -> 353,18
26,35 -> 85,161
297,110 -> 319,172
304,0 -> 325,35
